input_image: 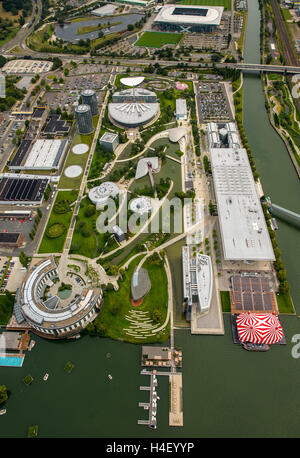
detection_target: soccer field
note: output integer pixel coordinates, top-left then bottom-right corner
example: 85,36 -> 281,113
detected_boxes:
178,0 -> 231,10
135,31 -> 182,48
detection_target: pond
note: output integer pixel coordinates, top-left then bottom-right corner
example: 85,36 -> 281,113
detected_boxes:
55,14 -> 143,42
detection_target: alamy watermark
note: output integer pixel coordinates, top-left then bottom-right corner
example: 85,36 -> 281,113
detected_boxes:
95,194 -> 205,236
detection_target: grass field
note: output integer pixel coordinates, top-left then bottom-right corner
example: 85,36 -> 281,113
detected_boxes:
178,0 -> 231,10
38,190 -> 78,254
0,292 -> 14,325
220,291 -> 231,313
59,116 -> 99,190
93,255 -> 169,343
135,31 -> 182,48
276,292 -> 295,314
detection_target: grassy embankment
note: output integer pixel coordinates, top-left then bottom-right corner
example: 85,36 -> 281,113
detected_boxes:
89,255 -> 170,344
38,190 -> 78,254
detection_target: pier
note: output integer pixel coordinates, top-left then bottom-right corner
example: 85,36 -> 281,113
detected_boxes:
138,371 -> 158,429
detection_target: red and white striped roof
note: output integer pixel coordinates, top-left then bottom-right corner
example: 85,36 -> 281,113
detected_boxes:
236,313 -> 283,345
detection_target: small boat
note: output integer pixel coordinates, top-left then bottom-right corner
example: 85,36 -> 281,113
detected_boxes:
243,343 -> 269,352
0,409 -> 6,415
43,373 -> 49,381
28,340 -> 36,351
108,374 -> 112,380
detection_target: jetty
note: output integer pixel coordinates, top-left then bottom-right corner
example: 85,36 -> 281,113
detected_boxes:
138,372 -> 158,429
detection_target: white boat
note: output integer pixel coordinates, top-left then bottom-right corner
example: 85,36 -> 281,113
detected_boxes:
0,409 -> 6,415
108,374 -> 112,380
43,373 -> 49,381
29,340 -> 36,351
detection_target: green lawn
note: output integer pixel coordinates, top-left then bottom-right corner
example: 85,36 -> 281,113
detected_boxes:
135,31 -> 182,48
92,255 -> 169,343
38,191 -> 78,254
69,196 -> 107,259
0,292 -> 14,325
276,292 -> 295,314
178,0 -> 231,10
220,291 -> 231,313
59,116 -> 99,190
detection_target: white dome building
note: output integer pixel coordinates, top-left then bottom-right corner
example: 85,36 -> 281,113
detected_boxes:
88,182 -> 120,206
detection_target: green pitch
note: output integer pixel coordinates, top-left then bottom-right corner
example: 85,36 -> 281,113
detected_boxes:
135,31 -> 182,48
178,0 -> 231,10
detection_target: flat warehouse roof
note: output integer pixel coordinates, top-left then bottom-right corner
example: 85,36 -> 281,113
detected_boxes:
24,139 -> 67,169
0,232 -> 21,243
210,148 -> 275,261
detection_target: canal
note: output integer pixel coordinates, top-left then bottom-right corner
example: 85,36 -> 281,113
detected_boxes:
0,0 -> 300,438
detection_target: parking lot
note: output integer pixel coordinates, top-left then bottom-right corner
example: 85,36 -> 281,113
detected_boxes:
0,257 -> 27,292
197,84 -> 232,122
41,75 -> 106,111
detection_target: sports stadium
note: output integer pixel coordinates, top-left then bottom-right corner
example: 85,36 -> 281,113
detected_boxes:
153,4 -> 224,32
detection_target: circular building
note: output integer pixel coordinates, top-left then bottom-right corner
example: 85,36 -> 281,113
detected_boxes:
13,256 -> 103,339
120,76 -> 145,87
130,196 -> 152,215
88,181 -> 119,206
108,88 -> 159,128
75,104 -> 94,134
81,89 -> 99,116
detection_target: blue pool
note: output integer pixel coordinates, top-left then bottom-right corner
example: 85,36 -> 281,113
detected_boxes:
0,355 -> 24,367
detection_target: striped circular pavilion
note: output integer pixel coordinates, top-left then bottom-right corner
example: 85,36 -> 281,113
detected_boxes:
236,313 -> 283,345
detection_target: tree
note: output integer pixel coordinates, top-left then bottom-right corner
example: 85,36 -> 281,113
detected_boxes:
0,385 -> 8,405
151,309 -> 163,324
127,24 -> 134,31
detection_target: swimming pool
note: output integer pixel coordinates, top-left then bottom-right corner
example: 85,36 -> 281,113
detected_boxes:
0,354 -> 24,367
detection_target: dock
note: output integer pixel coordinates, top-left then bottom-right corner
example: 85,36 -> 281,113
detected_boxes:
138,372 -> 158,429
169,373 -> 183,427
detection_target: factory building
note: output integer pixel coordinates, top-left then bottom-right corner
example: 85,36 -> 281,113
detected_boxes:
210,148 -> 275,262
75,104 -> 94,135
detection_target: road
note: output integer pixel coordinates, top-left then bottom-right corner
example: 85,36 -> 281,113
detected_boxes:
1,0 -> 42,53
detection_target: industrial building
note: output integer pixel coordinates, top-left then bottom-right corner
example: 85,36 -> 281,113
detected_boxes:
13,256 -> 103,339
75,104 -> 94,134
207,122 -> 240,149
153,5 -> 224,33
175,99 -> 187,121
9,139 -> 68,171
91,4 -> 118,16
108,88 -> 159,128
0,232 -> 23,248
0,176 -> 49,205
99,132 -> 119,153
210,148 -> 275,262
88,182 -> 120,206
42,114 -> 70,136
81,89 -> 99,116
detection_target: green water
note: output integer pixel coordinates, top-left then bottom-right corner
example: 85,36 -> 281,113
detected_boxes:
1,0 -> 300,438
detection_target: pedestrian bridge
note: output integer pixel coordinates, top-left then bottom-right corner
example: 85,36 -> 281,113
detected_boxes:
268,201 -> 300,228
226,63 -> 300,74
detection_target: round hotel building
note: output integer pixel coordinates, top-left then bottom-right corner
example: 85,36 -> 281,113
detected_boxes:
14,256 -> 103,339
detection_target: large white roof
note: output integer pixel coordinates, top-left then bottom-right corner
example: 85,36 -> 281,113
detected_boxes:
109,102 -> 159,127
154,5 -> 223,26
120,76 -> 145,87
210,148 -> 275,261
24,139 -> 67,170
88,182 -> 119,205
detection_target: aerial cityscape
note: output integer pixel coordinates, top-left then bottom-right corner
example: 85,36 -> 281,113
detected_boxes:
0,0 -> 299,441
